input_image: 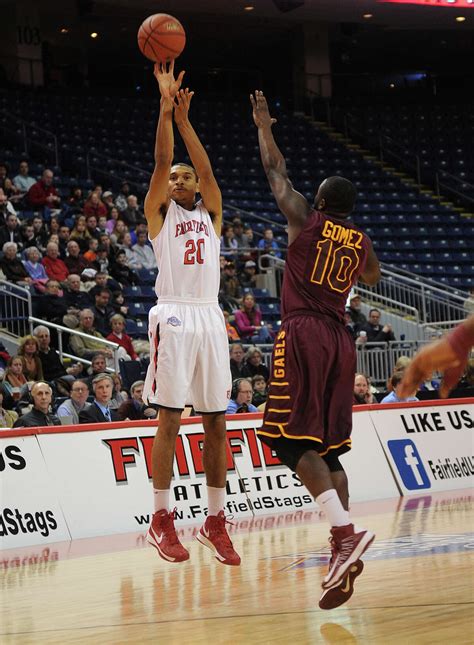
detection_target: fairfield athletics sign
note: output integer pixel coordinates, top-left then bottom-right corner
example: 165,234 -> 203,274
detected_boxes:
34,417 -> 319,539
378,0 -> 474,6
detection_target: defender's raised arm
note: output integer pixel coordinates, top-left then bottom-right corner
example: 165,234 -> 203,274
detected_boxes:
250,90 -> 310,242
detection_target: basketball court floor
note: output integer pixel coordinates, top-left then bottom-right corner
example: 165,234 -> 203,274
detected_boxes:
1,489 -> 473,644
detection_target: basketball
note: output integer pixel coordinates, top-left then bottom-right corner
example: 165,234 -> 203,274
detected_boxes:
137,13 -> 186,63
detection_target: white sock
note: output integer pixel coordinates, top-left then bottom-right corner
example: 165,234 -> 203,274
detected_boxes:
207,486 -> 226,516
153,488 -> 170,513
316,489 -> 350,527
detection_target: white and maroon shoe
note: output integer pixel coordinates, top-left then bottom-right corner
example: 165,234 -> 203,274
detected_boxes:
322,524 -> 374,589
146,509 -> 190,563
196,511 -> 241,566
319,559 -> 364,610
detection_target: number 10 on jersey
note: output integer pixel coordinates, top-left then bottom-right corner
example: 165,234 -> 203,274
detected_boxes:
310,239 -> 360,292
184,238 -> 205,265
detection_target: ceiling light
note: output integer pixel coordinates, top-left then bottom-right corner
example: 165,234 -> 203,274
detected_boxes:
60,27 -> 69,34
244,5 -> 255,10
455,16 -> 466,22
363,13 -> 373,19
90,32 -> 98,38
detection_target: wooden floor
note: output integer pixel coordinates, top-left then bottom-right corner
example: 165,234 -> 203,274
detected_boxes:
1,490 -> 473,644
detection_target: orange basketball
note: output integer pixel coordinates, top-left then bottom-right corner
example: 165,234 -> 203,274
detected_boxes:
137,13 -> 186,63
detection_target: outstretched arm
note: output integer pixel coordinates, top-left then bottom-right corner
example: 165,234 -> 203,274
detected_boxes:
399,315 -> 474,398
174,89 -> 222,235
250,91 -> 310,243
144,61 -> 185,239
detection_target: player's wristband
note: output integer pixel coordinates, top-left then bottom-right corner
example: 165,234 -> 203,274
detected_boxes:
446,322 -> 474,362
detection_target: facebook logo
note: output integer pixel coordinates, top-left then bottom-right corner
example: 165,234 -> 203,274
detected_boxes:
387,440 -> 431,490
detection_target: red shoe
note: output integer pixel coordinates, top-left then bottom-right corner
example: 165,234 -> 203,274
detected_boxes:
146,509 -> 190,563
322,524 -> 374,589
319,559 -> 364,610
196,511 -> 241,566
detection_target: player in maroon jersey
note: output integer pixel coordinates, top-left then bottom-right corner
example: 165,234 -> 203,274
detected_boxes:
250,90 -> 381,609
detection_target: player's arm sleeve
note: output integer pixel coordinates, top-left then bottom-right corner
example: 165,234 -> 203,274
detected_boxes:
358,240 -> 381,286
145,99 -> 174,239
176,120 -> 222,226
257,124 -> 310,229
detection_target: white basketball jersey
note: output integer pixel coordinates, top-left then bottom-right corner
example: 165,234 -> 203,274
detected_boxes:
151,199 -> 221,302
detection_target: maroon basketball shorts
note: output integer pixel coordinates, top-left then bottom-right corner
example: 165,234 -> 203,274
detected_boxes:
257,312 -> 356,464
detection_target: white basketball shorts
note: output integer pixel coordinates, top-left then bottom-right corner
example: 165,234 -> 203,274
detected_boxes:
143,300 -> 232,413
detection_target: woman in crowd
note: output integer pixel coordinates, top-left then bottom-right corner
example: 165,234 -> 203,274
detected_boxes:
111,291 -> 129,318
107,314 -> 138,360
23,246 -> 49,282
110,218 -> 128,245
353,373 -> 375,405
234,293 -> 273,343
70,215 -> 92,252
105,206 -> 121,235
2,356 -> 28,401
17,335 -> 44,381
0,242 -> 31,284
241,345 -> 270,380
109,373 -> 129,410
48,216 -> 60,236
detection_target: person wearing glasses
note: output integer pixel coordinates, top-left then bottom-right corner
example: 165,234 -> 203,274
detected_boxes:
56,381 -> 91,425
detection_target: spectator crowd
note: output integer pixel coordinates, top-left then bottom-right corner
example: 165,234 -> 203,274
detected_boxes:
0,161 -> 281,427
1,161 -> 472,428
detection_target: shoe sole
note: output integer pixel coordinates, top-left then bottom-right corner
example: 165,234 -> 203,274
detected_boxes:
146,528 -> 190,563
196,533 -> 241,566
319,560 -> 364,610
322,531 -> 375,589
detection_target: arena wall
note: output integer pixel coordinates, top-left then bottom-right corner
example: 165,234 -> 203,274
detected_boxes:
1,399 -> 473,550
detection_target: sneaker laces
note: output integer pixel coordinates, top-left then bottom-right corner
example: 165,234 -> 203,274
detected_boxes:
162,508 -> 181,546
335,536 -> 355,565
211,512 -> 235,549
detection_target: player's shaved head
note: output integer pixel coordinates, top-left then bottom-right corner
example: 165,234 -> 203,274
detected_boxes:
315,176 -> 357,218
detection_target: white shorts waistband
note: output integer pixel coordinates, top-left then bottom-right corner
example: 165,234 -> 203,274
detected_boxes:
157,297 -> 218,306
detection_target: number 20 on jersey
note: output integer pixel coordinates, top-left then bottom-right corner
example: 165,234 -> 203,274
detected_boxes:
184,238 -> 205,265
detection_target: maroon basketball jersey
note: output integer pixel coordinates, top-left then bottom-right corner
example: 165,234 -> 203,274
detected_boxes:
281,210 -> 371,322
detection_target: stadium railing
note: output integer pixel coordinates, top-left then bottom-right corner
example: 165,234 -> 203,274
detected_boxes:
28,316 -> 120,374
0,280 -> 32,338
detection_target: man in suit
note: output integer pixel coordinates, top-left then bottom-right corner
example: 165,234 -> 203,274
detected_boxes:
79,373 -> 119,423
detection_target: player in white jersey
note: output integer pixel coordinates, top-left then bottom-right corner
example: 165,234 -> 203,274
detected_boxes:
143,61 -> 240,566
